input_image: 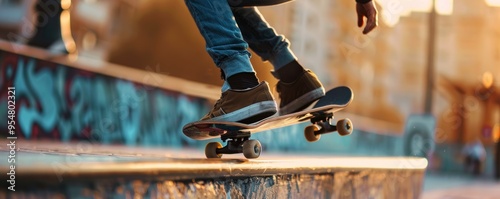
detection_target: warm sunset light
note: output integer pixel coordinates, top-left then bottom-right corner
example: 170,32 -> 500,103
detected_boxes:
377,0 -> 454,27
436,0 -> 454,15
493,124 -> 500,142
483,72 -> 494,89
376,0 -> 500,26
486,0 -> 500,7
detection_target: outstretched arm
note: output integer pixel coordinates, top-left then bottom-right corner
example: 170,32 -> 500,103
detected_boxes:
355,0 -> 378,34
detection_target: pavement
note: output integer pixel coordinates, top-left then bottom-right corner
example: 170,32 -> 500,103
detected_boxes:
422,172 -> 500,199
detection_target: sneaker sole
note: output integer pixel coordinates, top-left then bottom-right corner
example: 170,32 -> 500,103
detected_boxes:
205,101 -> 277,123
279,87 -> 325,115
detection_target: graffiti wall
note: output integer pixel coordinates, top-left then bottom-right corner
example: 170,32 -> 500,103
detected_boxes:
0,50 -> 212,146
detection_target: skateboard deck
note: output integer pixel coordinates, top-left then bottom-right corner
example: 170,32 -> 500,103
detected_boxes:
183,86 -> 353,140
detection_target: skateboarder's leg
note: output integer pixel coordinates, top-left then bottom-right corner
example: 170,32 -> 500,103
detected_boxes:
185,0 -> 253,85
231,7 -> 325,114
184,0 -> 277,122
231,7 -> 295,74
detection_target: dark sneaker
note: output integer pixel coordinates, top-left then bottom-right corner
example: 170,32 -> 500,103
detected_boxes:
276,70 -> 325,115
201,82 -> 277,123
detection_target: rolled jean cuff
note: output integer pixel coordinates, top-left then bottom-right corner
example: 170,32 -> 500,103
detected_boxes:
269,47 -> 297,70
221,81 -> 230,92
219,53 -> 255,79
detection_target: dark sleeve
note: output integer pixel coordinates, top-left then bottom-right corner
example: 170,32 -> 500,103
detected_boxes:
355,0 -> 372,3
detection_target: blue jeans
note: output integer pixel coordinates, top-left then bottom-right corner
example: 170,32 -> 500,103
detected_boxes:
184,0 -> 296,91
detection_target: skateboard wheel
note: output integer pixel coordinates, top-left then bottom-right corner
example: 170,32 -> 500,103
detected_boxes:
304,125 -> 321,142
205,142 -> 223,158
337,119 -> 353,136
242,140 -> 261,159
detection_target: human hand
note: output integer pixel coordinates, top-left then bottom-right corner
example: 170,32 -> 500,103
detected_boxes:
356,1 -> 378,34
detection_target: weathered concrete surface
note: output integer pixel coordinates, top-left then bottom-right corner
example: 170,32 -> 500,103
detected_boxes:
1,141 -> 426,198
4,172 -> 424,198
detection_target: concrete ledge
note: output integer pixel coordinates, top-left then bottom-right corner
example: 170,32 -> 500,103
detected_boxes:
16,155 -> 428,183
1,141 -> 427,198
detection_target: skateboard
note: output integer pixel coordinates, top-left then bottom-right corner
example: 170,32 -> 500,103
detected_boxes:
183,86 -> 354,159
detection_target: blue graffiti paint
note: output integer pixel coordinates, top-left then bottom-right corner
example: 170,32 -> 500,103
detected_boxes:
6,64 -> 13,79
115,81 -> 142,145
2,52 -> 213,147
152,91 -> 180,146
91,78 -> 120,143
63,74 -> 93,141
15,58 -> 60,138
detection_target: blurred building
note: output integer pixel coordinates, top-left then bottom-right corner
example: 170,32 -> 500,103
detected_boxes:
261,0 -> 500,142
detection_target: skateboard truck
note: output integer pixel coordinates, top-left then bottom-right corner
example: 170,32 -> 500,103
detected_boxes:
305,112 -> 353,142
206,131 -> 262,159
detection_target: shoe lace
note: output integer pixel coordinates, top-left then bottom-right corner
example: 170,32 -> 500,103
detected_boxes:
212,92 -> 227,110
